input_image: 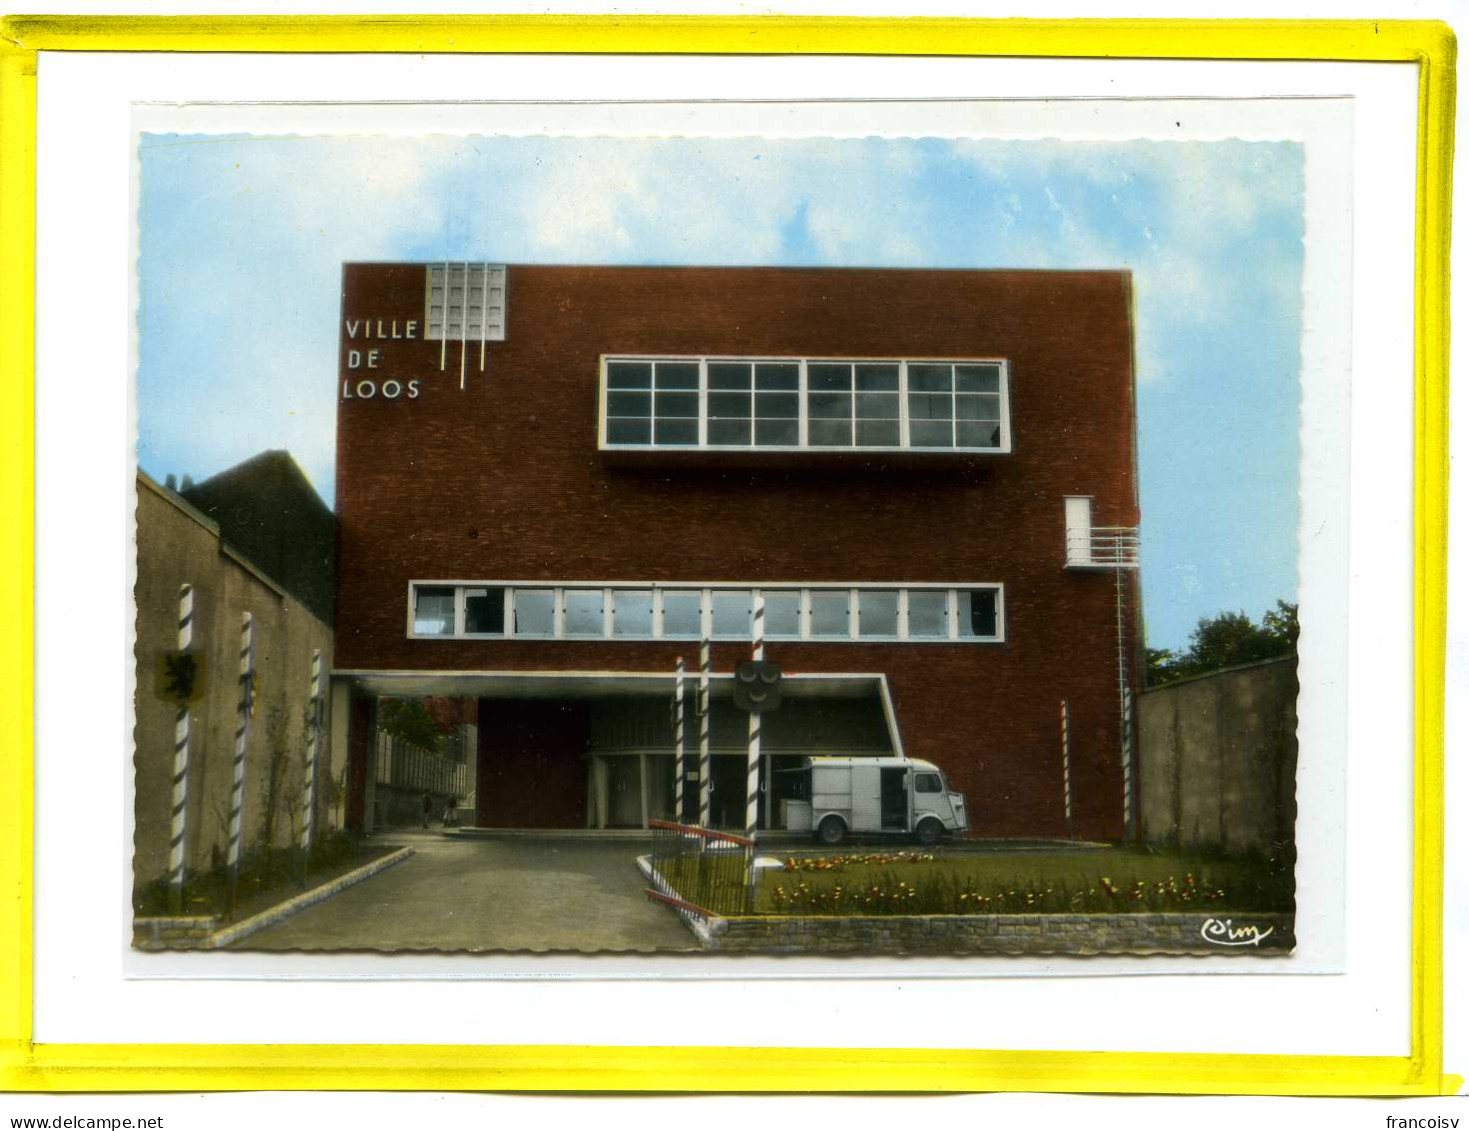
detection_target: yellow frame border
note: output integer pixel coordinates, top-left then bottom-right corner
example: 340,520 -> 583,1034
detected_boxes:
0,15 -> 1456,1096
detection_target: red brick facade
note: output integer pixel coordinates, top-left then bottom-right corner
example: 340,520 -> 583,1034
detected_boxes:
335,264 -> 1141,839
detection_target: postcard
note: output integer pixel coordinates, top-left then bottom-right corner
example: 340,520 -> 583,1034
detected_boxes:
127,103 -> 1342,962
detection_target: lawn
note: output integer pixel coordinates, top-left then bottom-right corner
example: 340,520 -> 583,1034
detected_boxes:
753,846 -> 1294,917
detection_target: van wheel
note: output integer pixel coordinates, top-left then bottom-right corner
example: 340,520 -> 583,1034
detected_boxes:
816,816 -> 846,847
914,820 -> 943,848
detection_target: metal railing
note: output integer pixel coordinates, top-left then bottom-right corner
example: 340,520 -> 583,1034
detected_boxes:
645,819 -> 755,917
1065,526 -> 1140,569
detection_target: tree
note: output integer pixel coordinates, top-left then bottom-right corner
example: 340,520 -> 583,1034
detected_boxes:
1148,601 -> 1299,687
377,698 -> 443,751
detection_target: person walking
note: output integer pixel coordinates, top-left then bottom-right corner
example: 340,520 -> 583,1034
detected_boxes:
421,791 -> 433,830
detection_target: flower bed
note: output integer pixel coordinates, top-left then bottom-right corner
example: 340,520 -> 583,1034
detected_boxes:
762,848 -> 1291,917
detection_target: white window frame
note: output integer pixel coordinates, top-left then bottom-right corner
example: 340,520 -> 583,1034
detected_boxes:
599,355 -> 1012,454
408,581 -> 1005,643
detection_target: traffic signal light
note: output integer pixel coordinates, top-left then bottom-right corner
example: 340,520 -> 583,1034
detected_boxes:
733,660 -> 782,713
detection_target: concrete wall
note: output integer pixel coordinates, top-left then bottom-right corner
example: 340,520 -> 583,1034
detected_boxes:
134,474 -> 340,894
1137,656 -> 1298,855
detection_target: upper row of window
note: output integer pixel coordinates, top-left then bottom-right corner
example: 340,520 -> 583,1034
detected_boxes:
600,358 -> 1011,452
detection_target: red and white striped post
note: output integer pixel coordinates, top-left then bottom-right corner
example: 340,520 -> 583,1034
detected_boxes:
673,656 -> 686,822
227,611 -> 255,909
697,638 -> 711,827
745,593 -> 764,839
1060,699 -> 1073,840
301,649 -> 322,870
167,583 -> 194,913
1121,686 -> 1135,840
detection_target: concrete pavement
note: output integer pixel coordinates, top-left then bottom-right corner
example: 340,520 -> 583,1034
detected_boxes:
233,830 -> 698,953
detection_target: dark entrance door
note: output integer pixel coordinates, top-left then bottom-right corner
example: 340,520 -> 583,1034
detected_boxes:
476,700 -> 590,828
880,766 -> 909,830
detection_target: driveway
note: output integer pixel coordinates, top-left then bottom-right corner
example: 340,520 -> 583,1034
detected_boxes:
234,831 -> 698,953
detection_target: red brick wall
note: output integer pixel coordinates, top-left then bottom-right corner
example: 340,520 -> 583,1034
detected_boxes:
336,265 -> 1140,839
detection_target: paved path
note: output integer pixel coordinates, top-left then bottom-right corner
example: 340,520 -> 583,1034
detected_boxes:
235,831 -> 697,953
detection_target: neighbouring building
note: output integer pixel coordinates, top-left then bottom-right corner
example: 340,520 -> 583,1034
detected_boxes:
133,461 -> 338,903
331,264 -> 1142,839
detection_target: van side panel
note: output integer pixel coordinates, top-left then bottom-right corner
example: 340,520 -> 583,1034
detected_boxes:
850,764 -> 883,832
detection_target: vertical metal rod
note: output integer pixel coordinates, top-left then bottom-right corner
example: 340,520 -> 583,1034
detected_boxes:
301,649 -> 322,872
1122,686 -> 1135,840
478,262 -> 489,373
698,638 -> 711,827
1060,699 -> 1073,840
167,583 -> 193,913
745,593 -> 764,839
459,260 -> 469,390
438,261 -> 448,372
1114,562 -> 1128,836
674,657 -> 686,823
227,612 -> 255,910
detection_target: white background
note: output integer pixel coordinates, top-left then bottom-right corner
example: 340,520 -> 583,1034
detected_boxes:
10,0 -> 1467,1124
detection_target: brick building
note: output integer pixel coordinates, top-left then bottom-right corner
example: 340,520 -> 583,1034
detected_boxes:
331,264 -> 1142,839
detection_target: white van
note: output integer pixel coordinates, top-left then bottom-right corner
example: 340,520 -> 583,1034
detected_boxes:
777,756 -> 969,847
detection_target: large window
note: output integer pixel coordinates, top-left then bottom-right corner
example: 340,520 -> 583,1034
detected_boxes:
601,357 -> 1010,452
409,583 -> 1003,643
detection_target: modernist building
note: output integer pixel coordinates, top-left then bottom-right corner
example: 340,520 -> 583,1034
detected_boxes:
332,264 -> 1141,840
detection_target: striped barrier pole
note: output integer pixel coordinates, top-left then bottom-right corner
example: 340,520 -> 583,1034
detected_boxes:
1060,699 -> 1073,840
1121,686 -> 1135,840
301,649 -> 322,870
745,593 -> 764,840
167,583 -> 194,913
698,638 -> 711,827
227,611 -> 255,909
673,657 -> 686,822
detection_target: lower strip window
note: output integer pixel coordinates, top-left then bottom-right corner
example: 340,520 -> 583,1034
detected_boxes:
411,583 -> 1003,642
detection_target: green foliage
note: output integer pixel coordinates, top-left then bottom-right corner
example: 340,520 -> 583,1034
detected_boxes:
377,698 -> 443,750
750,848 -> 1293,917
1148,600 -> 1298,687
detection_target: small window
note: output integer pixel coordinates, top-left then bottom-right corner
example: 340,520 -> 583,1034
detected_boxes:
413,586 -> 456,636
809,590 -> 851,638
857,589 -> 900,638
958,589 -> 999,638
907,591 -> 949,639
660,591 -> 703,638
762,591 -> 802,639
712,590 -> 752,639
464,588 -> 506,635
513,589 -> 555,637
914,772 -> 943,794
612,590 -> 654,638
564,589 -> 606,637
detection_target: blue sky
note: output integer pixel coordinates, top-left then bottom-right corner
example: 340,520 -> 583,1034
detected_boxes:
137,133 -> 1303,650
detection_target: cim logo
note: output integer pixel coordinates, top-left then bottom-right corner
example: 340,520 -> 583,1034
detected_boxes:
1200,917 -> 1275,947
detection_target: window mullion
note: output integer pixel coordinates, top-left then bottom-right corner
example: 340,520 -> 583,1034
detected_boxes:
948,588 -> 959,640
502,588 -> 513,638
698,358 -> 708,448
899,360 -> 910,449
700,589 -> 713,641
949,364 -> 958,448
849,587 -> 860,641
554,587 -> 565,639
898,588 -> 909,641
453,587 -> 466,637
798,359 -> 809,448
653,587 -> 665,639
